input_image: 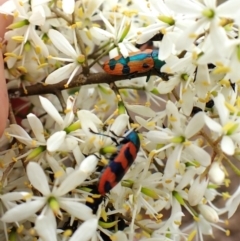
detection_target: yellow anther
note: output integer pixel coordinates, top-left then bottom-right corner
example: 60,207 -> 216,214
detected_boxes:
17,225 -> 24,233
54,170 -> 64,178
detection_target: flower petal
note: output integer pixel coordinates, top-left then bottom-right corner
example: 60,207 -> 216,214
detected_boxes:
185,144 -> 211,167
164,145 -> 183,178
9,124 -> 33,146
39,96 -> 63,126
35,210 -> 57,241
59,201 -> 94,221
47,131 -> 66,152
27,113 -> 46,143
185,112 -> 205,138
27,162 -> 50,195
70,218 -> 98,241
45,63 -> 76,85
126,105 -> 156,118
217,0 -> 240,19
62,0 -> 75,14
55,170 -> 87,196
1,199 -> 45,222
77,110 -> 103,133
166,0 -> 203,16
1,192 -> 31,203
188,176 -> 208,206
48,29 -> 77,58
214,93 -> 229,125
110,114 -> 129,136
204,115 -> 222,133
46,154 -> 65,181
226,186 -> 240,218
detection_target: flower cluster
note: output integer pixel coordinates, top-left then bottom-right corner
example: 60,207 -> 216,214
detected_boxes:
1,0 -> 240,241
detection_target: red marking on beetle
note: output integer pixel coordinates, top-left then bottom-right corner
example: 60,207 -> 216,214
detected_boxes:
98,167 -> 117,195
114,143 -> 137,169
127,60 -> 153,73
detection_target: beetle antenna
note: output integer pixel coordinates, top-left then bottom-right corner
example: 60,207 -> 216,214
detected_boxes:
89,128 -> 119,145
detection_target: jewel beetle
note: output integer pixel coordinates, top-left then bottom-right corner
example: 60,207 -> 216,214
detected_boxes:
90,129 -> 140,195
103,49 -> 165,78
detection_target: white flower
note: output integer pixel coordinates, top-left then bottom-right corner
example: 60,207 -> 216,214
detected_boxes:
158,54 -> 196,115
7,95 -> 82,157
39,95 -> 83,152
2,0 -> 240,239
45,29 -> 84,85
204,93 -> 240,155
1,0 -> 49,69
158,54 -> 195,93
1,162 -> 95,223
166,0 -> 240,54
137,0 -> 190,60
146,101 -> 210,178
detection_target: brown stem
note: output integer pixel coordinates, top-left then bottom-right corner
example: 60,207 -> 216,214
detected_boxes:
9,71 -> 170,98
110,82 -> 134,124
72,13 -> 89,74
54,90 -> 66,110
200,130 -> 217,162
51,8 -> 72,24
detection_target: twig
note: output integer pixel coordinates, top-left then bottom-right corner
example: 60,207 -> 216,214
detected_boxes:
9,71 -> 170,98
54,90 -> 66,110
51,8 -> 72,24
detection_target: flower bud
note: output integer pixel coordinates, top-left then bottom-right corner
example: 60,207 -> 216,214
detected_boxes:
198,204 -> 219,223
80,155 -> 98,174
208,162 -> 225,185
